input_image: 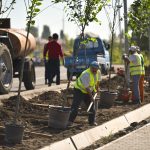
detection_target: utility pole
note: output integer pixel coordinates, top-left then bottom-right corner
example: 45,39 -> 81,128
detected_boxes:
118,0 -> 123,62
123,0 -> 130,87
0,0 -> 2,14
123,0 -> 129,53
148,27 -> 150,65
62,12 -> 64,36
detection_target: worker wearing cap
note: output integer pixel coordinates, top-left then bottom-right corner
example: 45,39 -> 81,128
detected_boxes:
68,61 -> 101,126
123,46 -> 142,104
136,46 -> 145,102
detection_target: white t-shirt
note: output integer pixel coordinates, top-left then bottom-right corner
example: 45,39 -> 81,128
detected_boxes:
80,70 -> 101,89
129,53 -> 138,65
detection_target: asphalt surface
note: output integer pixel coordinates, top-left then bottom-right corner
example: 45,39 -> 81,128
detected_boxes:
11,66 -> 67,92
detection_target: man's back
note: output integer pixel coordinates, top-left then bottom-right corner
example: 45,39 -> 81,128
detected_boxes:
47,40 -> 63,59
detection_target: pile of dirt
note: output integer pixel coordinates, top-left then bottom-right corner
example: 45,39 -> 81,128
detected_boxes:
0,76 -> 150,150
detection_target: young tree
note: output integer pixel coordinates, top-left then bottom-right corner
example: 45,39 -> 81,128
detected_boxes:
52,0 -> 109,39
14,0 -> 42,123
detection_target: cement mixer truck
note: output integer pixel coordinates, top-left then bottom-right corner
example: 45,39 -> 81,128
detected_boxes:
0,18 -> 36,94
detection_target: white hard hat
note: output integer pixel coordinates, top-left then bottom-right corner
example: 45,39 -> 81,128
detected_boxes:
129,46 -> 137,52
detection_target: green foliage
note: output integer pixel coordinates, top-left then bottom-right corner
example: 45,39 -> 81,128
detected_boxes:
128,0 -> 150,35
128,0 -> 150,50
142,51 -> 149,66
26,0 -> 43,26
41,25 -> 51,39
110,37 -> 123,65
112,46 -> 122,64
52,0 -> 110,37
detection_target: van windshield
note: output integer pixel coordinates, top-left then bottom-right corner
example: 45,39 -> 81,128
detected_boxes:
79,39 -> 99,50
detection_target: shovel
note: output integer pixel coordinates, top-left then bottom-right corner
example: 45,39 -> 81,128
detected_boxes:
87,93 -> 98,112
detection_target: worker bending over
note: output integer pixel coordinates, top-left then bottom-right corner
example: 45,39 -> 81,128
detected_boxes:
68,61 -> 101,126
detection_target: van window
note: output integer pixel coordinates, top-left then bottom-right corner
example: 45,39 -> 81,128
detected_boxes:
79,39 -> 99,50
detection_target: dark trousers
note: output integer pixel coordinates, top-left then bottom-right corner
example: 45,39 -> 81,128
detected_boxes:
69,88 -> 96,124
44,61 -> 48,81
48,59 -> 60,85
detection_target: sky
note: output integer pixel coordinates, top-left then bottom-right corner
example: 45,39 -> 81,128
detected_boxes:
4,0 -> 135,40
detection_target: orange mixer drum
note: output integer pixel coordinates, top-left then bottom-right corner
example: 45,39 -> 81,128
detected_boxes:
0,28 -> 36,59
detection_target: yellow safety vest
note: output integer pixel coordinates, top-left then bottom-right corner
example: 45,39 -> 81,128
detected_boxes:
74,68 -> 99,94
129,54 -> 142,76
139,53 -> 145,75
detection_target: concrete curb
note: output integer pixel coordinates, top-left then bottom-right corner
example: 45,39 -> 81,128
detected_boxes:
40,138 -> 76,150
39,103 -> 150,150
124,103 -> 150,124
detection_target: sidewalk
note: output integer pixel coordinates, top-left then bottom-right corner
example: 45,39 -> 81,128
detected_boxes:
97,123 -> 150,150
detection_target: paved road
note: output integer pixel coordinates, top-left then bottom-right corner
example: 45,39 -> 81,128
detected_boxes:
11,66 -> 67,92
3,64 -> 119,96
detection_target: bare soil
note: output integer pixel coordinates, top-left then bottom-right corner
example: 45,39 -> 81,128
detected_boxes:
0,75 -> 150,150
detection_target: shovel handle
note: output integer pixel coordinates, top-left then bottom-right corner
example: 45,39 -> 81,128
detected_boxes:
87,93 -> 98,112
87,102 -> 93,112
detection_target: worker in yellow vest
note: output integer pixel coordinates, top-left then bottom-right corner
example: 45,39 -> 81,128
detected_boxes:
136,46 -> 145,102
123,46 -> 142,104
68,61 -> 101,126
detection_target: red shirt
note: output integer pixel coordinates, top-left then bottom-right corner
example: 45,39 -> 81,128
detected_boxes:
44,40 -> 63,59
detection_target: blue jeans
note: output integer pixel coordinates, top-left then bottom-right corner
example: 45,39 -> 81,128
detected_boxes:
132,75 -> 141,103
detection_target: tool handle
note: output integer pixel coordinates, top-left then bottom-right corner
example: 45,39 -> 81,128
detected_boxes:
87,102 -> 93,112
87,93 -> 97,112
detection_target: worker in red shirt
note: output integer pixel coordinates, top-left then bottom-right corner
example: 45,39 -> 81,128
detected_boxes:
44,33 -> 64,86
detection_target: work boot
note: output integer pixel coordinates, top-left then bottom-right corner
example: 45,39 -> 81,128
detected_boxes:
89,122 -> 98,126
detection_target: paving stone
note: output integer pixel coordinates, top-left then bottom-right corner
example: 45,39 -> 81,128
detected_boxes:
96,124 -> 150,150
